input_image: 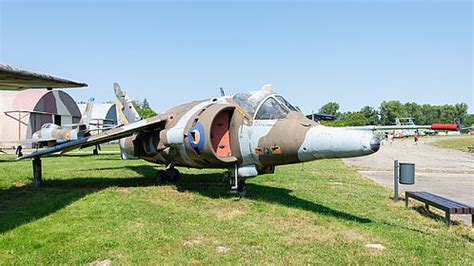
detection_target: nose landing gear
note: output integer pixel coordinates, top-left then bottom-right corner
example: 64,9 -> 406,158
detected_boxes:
226,168 -> 246,197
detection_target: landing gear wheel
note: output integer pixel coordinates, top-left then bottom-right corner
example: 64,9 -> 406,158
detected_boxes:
155,168 -> 181,185
237,179 -> 246,197
228,178 -> 247,197
166,168 -> 181,183
155,170 -> 167,185
237,179 -> 246,193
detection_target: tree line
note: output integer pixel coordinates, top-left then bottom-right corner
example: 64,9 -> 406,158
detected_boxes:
318,101 -> 473,127
131,98 -> 474,127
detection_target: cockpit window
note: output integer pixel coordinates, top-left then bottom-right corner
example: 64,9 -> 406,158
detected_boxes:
255,97 -> 289,120
275,95 -> 297,112
42,123 -> 60,129
232,91 -> 300,120
232,90 -> 273,117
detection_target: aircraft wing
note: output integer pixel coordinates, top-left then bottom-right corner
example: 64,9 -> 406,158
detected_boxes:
18,115 -> 166,160
0,64 -> 87,90
24,137 -> 58,144
347,124 -> 459,131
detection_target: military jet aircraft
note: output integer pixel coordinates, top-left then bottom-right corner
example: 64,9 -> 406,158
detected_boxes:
27,97 -> 96,148
0,63 -> 87,157
19,83 -> 458,194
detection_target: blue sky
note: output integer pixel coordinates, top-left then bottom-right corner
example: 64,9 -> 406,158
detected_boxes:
1,1 -> 472,113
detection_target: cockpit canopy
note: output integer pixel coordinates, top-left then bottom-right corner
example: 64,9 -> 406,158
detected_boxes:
41,123 -> 61,130
232,90 -> 299,120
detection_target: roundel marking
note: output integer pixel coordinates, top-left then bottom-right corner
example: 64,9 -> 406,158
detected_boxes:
189,122 -> 205,151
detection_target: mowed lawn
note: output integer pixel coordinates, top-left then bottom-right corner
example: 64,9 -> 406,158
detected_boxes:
0,147 -> 473,264
431,135 -> 474,152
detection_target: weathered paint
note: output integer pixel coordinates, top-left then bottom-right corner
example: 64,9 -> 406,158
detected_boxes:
21,84 -> 381,180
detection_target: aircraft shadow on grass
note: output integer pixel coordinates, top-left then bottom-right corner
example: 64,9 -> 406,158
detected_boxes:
174,173 -> 372,224
0,164 -> 370,235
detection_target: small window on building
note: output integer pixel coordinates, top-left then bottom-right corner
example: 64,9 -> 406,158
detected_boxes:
255,97 -> 289,120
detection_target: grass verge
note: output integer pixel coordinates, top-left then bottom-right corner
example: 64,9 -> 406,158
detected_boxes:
431,136 -> 474,152
0,148 -> 472,264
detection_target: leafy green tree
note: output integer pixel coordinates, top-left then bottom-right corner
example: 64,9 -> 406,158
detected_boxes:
318,102 -> 340,117
132,99 -> 157,119
454,103 -> 468,124
360,106 -> 379,125
464,114 -> 474,126
403,102 -> 423,124
379,101 -> 404,125
322,120 -> 346,127
343,112 -> 368,126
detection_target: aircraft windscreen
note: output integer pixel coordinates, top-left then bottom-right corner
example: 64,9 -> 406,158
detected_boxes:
275,95 -> 297,112
255,97 -> 288,120
232,90 -> 273,117
232,91 -> 299,120
42,123 -> 61,130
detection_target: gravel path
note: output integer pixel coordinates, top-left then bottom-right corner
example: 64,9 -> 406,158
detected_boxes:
344,136 -> 474,225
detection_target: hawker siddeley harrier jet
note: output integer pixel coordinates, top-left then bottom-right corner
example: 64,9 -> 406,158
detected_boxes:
19,83 -> 458,194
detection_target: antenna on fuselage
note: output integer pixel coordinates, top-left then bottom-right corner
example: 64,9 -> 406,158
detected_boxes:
220,87 -> 226,96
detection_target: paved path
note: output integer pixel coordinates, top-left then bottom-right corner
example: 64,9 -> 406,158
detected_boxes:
344,136 -> 474,225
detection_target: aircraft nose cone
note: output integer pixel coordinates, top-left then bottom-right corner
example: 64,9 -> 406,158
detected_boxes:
370,136 -> 381,152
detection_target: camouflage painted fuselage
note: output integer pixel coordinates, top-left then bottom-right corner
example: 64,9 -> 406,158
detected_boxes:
119,94 -> 380,178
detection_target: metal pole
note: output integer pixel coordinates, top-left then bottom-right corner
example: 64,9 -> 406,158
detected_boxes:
394,159 -> 399,203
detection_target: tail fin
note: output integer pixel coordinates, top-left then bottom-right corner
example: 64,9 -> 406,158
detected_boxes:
79,97 -> 95,128
114,83 -> 141,125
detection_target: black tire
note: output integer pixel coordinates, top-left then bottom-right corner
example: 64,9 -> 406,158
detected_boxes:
237,179 -> 246,193
155,170 -> 168,185
167,168 -> 181,183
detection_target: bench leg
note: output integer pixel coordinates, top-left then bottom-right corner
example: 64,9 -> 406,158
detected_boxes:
405,193 -> 408,208
472,214 -> 473,227
425,204 -> 429,211
445,212 -> 450,226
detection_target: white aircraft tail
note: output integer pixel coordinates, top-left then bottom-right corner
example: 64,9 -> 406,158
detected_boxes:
114,83 -> 141,125
79,97 -> 95,128
113,83 -> 141,160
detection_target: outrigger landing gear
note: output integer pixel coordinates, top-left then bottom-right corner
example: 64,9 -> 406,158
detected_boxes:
32,156 -> 43,187
226,168 -> 246,197
92,144 -> 101,155
155,163 -> 181,184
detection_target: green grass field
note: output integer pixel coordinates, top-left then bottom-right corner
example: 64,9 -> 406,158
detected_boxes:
0,146 -> 473,264
431,136 -> 474,152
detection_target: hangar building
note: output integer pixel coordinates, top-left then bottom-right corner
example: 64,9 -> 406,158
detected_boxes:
78,103 -> 118,133
0,90 -> 81,147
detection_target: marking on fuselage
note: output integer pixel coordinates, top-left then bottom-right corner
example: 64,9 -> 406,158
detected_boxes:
166,101 -> 211,166
239,119 -> 277,166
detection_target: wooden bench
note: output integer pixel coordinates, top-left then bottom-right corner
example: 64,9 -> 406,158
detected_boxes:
405,191 -> 473,227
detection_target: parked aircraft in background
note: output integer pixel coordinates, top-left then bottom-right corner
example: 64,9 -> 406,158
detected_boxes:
0,63 -> 87,156
27,97 -> 96,148
20,83 -> 459,195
